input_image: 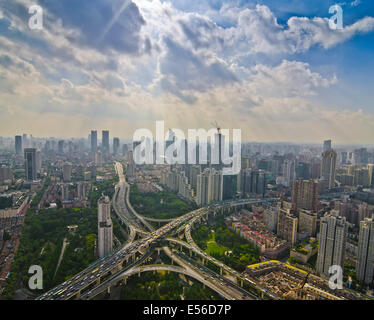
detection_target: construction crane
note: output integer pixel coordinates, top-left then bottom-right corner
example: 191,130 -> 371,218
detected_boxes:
211,121 -> 221,134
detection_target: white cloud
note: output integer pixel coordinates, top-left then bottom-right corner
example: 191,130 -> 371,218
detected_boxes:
0,0 -> 373,142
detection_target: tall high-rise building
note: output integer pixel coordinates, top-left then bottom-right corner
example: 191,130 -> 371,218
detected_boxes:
22,134 -> 28,148
63,162 -> 72,182
98,196 -> 113,258
91,130 -> 98,154
264,207 -> 278,233
61,184 -> 69,201
24,148 -> 37,182
36,150 -> 42,173
222,174 -> 237,201
298,209 -> 317,237
321,149 -> 337,189
208,169 -> 223,203
15,135 -> 23,156
316,211 -> 348,277
95,151 -> 103,167
368,164 -> 374,188
212,132 -> 224,168
291,179 -> 319,212
113,137 -> 120,156
58,140 -> 64,154
296,162 -> 311,180
197,169 -> 210,206
357,218 -> 374,285
277,201 -> 298,245
354,148 -> 369,166
102,130 -> 110,155
283,160 -> 296,187
323,140 -> 332,152
238,169 -> 266,197
122,144 -> 129,157
126,151 -> 136,178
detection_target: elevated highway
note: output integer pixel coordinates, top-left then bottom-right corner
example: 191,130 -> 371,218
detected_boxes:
37,162 -> 279,301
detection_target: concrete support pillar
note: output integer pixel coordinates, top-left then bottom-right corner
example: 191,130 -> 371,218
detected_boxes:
189,249 -> 192,257
220,268 -> 223,276
76,291 -> 81,299
107,286 -> 111,294
240,279 -> 243,287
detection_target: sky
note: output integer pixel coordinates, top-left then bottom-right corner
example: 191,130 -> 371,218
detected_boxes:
0,0 -> 373,143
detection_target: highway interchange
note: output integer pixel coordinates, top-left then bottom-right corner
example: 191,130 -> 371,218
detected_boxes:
37,162 -> 279,300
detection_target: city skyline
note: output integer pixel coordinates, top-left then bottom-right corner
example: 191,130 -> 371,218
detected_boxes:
0,1 -> 374,143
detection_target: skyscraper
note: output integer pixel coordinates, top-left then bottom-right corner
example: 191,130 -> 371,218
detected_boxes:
368,164 -> 374,188
208,169 -> 223,203
321,149 -> 337,189
22,134 -> 28,148
222,174 -> 237,201
296,162 -> 311,180
113,137 -> 120,156
15,135 -> 23,156
98,196 -> 113,258
323,140 -> 332,152
91,130 -> 98,154
283,160 -> 296,187
102,130 -> 110,155
357,218 -> 374,285
316,211 -> 348,277
196,169 -> 210,206
291,179 -> 319,212
24,148 -> 37,182
58,140 -> 64,154
277,201 -> 298,245
298,209 -> 317,237
122,144 -> 129,157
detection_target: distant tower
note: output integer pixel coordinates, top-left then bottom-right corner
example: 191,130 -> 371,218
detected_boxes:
323,140 -> 332,152
102,130 -> 110,155
91,130 -> 98,154
113,137 -> 120,156
122,144 -> 129,157
58,140 -> 64,155
24,148 -> 37,182
321,140 -> 337,189
15,135 -> 23,156
22,134 -> 28,148
98,196 -> 113,258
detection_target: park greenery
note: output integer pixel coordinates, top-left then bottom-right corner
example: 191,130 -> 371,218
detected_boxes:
0,196 -> 12,210
2,178 -> 120,300
119,271 -> 222,300
192,216 -> 260,272
130,184 -> 197,219
1,207 -> 98,299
